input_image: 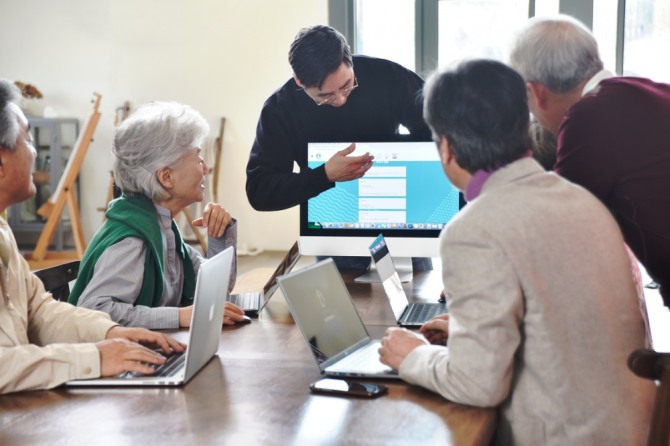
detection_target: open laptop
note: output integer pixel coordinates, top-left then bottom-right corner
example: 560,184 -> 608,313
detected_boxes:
370,234 -> 446,328
229,241 -> 301,317
65,246 -> 233,387
277,258 -> 398,379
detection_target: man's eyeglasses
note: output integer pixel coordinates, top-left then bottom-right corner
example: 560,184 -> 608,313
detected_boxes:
303,77 -> 359,106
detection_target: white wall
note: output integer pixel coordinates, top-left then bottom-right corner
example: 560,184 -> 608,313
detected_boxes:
0,0 -> 327,253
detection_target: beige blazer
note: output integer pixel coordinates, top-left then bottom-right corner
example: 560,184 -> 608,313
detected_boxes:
400,158 -> 654,445
0,218 -> 116,393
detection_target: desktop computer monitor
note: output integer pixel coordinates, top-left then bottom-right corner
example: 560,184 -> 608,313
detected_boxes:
299,141 -> 463,280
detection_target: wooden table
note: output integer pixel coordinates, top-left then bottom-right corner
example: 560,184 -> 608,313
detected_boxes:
0,267 -> 496,445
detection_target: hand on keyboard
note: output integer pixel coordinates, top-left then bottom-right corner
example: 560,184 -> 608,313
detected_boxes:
97,338 -> 168,377
119,352 -> 186,379
379,327 -> 428,371
419,314 -> 450,346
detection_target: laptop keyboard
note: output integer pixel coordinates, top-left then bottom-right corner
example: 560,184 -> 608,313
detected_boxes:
402,303 -> 446,325
118,352 -> 186,379
229,291 -> 261,311
330,343 -> 393,374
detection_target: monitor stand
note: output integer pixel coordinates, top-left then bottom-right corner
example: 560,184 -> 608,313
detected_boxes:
354,257 -> 413,283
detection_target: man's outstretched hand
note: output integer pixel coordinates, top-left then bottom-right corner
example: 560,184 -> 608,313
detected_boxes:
324,143 -> 374,182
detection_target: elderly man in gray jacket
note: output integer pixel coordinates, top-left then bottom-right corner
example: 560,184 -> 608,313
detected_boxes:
378,60 -> 653,445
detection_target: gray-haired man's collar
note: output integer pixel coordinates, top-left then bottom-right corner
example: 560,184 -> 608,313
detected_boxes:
582,69 -> 616,97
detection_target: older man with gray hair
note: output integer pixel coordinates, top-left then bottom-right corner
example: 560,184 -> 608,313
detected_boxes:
510,15 -> 670,307
0,78 -> 185,393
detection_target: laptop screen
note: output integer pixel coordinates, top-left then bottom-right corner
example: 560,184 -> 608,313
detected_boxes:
369,234 -> 410,320
278,259 -> 369,365
261,241 -> 301,300
184,246 -> 232,379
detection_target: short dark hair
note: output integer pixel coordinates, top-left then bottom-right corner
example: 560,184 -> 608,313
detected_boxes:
423,59 -> 532,172
288,25 -> 353,89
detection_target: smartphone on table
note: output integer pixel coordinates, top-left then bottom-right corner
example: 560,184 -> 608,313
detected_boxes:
309,378 -> 388,398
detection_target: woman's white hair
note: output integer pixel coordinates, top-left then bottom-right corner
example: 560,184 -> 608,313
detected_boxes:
112,101 -> 209,201
509,14 -> 603,93
0,79 -> 22,150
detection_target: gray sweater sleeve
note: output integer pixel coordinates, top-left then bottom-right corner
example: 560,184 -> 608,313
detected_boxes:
75,237 -> 179,329
192,218 -> 237,292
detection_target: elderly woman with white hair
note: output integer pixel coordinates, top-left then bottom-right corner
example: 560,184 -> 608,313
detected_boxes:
69,101 -> 246,328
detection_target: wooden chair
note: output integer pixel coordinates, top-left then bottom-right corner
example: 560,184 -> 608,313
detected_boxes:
628,349 -> 670,446
33,260 -> 80,302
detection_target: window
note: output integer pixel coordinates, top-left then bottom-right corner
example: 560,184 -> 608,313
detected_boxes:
534,0 -> 560,16
334,0 -> 669,81
593,0 -> 620,76
337,0 -> 540,75
355,0 -> 416,71
437,0 -> 529,69
622,0 -> 670,81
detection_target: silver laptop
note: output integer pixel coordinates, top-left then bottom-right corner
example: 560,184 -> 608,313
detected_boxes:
229,241 -> 301,317
370,234 -> 446,328
277,258 -> 398,379
65,246 -> 233,387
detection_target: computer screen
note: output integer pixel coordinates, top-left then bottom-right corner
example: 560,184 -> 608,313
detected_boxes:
299,141 -> 463,260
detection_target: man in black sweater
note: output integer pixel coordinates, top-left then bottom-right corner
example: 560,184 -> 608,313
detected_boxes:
246,25 -> 432,270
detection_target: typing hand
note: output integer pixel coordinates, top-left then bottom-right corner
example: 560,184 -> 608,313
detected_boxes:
324,143 -> 374,183
106,326 -> 186,355
97,338 -> 167,377
378,327 -> 427,371
419,314 -> 450,345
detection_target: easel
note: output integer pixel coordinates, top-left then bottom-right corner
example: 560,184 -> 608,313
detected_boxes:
25,93 -> 102,269
211,117 -> 225,203
114,100 -> 131,127
180,209 -> 207,254
98,100 -> 132,221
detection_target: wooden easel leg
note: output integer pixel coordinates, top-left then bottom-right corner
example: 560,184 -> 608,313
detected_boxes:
211,117 -> 225,204
32,193 -> 68,261
66,188 -> 87,257
97,171 -> 116,222
181,207 -> 207,254
26,92 -> 101,269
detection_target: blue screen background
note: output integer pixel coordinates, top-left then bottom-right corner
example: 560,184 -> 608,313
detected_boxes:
307,160 -> 460,224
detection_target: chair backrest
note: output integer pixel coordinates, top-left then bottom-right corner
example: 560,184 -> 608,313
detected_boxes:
33,260 -> 80,302
628,349 -> 670,446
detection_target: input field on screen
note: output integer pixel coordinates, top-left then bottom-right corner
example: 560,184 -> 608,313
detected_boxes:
359,198 -> 406,210
365,166 -> 406,178
359,178 -> 406,197
360,211 -> 406,223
